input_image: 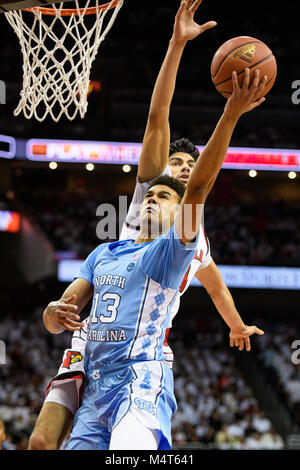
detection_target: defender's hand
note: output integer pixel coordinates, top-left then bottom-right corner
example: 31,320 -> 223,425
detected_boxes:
229,325 -> 264,352
172,0 -> 217,45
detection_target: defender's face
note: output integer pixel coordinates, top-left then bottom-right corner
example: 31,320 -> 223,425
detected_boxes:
140,184 -> 180,236
168,152 -> 196,185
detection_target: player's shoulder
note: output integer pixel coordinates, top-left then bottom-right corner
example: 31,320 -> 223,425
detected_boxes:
87,242 -> 110,261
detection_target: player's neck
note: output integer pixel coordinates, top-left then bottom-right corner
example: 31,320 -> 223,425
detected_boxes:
134,234 -> 156,244
135,222 -> 167,244
135,228 -> 161,244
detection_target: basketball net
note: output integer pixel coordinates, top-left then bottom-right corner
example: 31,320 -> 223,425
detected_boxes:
5,0 -> 124,122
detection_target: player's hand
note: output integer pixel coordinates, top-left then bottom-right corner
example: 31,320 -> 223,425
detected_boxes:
172,0 -> 217,45
229,325 -> 264,352
224,68 -> 268,120
45,294 -> 85,332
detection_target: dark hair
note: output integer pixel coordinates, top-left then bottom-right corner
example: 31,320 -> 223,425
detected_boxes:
169,137 -> 199,161
147,175 -> 185,202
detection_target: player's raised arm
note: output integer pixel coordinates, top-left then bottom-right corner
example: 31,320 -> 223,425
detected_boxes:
176,68 -> 268,244
43,278 -> 93,334
138,0 -> 216,183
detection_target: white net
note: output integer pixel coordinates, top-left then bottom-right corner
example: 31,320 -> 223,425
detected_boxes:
5,0 -> 124,122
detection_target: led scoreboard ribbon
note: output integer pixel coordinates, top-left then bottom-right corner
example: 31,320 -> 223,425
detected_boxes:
26,139 -> 300,172
26,140 -> 143,165
0,134 -> 16,159
58,259 -> 300,290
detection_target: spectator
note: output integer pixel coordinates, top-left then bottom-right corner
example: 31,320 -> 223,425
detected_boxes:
252,410 -> 272,434
245,431 -> 264,449
259,427 -> 284,449
215,424 -> 230,445
226,420 -> 245,440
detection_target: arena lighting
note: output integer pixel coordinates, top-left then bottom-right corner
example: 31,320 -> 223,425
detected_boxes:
6,190 -> 15,199
122,164 -> 131,173
249,169 -> 257,178
288,171 -> 297,179
86,163 -> 95,171
49,161 -> 57,170
25,140 -> 300,172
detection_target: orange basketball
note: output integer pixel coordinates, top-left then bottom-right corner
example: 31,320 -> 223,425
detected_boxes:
211,36 -> 277,99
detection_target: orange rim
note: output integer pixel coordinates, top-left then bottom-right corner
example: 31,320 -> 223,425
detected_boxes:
23,0 -> 120,16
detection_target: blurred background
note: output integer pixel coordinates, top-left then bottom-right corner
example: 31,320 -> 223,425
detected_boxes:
0,0 -> 300,450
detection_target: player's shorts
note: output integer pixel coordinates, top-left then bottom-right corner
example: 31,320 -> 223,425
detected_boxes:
44,380 -> 78,416
66,360 -> 177,450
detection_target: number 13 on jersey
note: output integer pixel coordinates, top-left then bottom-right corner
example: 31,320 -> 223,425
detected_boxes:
90,292 -> 121,324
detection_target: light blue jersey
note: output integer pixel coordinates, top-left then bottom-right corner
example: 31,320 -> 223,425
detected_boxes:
79,225 -> 199,379
67,224 -> 199,450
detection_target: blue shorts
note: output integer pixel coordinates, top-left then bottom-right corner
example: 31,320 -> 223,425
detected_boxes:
66,361 -> 177,450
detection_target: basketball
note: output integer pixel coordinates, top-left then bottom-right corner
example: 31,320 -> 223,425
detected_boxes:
211,36 -> 277,99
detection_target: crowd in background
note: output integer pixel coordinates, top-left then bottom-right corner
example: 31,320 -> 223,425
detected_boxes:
205,198 -> 300,267
254,320 -> 300,429
9,186 -> 300,267
171,328 -> 285,449
0,310 -> 72,449
1,309 -> 297,450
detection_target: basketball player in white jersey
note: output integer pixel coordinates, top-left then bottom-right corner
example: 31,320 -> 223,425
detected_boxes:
28,0 -> 264,450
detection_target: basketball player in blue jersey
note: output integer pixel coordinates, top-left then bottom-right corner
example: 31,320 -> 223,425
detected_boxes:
43,62 -> 267,449
28,0 -> 265,451
28,0 -> 217,451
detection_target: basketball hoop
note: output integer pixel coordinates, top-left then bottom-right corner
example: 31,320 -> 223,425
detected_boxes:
4,0 -> 124,122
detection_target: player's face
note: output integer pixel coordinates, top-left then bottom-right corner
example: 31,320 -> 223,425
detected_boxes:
168,152 -> 196,185
140,184 -> 181,237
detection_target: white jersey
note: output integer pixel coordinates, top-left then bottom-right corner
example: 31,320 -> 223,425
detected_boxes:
45,166 -> 212,413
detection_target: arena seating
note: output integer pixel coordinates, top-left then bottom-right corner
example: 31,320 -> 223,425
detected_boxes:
0,310 -> 290,450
